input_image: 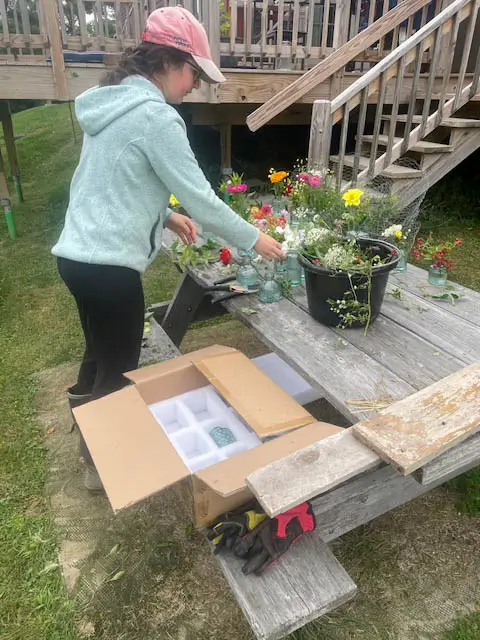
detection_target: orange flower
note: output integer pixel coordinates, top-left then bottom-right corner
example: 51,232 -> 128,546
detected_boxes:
269,171 -> 288,184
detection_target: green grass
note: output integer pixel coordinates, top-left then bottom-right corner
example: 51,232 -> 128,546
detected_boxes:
0,103 -> 479,639
0,104 -> 178,639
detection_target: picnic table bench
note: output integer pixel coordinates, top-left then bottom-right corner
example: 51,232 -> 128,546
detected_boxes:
153,229 -> 480,640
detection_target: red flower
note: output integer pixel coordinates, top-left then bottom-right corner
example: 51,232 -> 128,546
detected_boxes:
284,183 -> 293,196
455,238 -> 463,246
219,248 -> 232,265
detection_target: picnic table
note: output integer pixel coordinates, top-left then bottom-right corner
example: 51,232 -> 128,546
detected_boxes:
157,229 -> 480,640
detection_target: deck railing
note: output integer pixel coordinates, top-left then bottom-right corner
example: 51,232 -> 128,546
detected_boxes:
0,0 -> 443,68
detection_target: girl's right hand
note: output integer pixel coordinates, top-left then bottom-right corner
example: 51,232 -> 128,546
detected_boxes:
254,232 -> 285,260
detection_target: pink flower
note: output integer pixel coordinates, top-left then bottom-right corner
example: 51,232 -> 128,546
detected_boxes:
298,172 -> 309,183
308,175 -> 321,186
257,219 -> 267,230
260,204 -> 273,216
227,183 -> 248,193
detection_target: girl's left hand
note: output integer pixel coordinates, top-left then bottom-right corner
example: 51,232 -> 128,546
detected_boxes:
165,212 -> 197,245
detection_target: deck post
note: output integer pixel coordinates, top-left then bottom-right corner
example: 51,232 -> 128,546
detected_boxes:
0,101 -> 23,203
220,123 -> 232,174
308,99 -> 332,171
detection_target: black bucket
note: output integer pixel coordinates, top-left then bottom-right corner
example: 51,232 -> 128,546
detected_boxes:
298,238 -> 399,328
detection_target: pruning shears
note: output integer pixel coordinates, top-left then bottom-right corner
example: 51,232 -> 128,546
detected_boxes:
207,275 -> 258,303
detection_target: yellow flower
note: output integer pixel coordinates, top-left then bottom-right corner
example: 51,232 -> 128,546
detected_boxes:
342,188 -> 364,207
169,194 -> 180,208
269,171 -> 288,184
394,230 -> 403,239
250,206 -> 260,216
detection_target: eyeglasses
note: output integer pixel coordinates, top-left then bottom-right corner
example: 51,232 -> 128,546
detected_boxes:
186,61 -> 202,83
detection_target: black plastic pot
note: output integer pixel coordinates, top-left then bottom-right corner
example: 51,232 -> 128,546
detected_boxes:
298,238 -> 399,328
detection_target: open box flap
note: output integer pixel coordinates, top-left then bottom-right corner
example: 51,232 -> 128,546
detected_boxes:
124,345 -> 236,385
74,386 -> 190,512
195,422 -> 343,497
195,351 -> 314,438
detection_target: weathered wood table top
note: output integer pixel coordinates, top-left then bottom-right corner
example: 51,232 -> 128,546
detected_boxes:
162,230 -> 480,425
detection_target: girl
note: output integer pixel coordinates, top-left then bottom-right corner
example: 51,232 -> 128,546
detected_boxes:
52,5 -> 283,491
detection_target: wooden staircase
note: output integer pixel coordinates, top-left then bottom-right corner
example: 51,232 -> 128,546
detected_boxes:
246,0 -> 480,208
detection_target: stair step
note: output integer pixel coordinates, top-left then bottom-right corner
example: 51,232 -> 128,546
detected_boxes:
382,114 -> 480,128
440,117 -> 480,128
330,155 -> 424,179
361,135 -> 452,154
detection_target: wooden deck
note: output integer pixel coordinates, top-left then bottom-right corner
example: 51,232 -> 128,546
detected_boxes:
0,0 -> 452,103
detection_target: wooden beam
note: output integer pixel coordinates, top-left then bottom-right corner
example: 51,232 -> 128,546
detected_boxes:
245,0 -> 434,131
42,0 -> 69,99
415,431 -> 480,485
220,123 -> 232,173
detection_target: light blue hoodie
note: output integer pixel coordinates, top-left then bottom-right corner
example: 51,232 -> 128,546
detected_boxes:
52,75 -> 259,273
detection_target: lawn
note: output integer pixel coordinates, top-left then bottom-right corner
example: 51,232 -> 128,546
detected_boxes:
0,103 -> 478,639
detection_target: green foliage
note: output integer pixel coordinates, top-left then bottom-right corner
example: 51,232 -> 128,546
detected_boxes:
170,239 -> 221,271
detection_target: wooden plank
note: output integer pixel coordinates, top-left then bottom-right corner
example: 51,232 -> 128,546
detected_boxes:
215,533 -> 357,640
245,0 -> 253,57
389,266 -> 480,326
290,286 -> 467,391
246,0 -> 433,130
77,0 -> 89,47
247,428 -> 382,517
223,295 -> 416,424
336,100 -> 350,189
306,0 -> 315,56
380,284 -> 480,363
415,431 -> 480,484
0,0 -> 10,46
43,0 -> 69,99
230,0 -> 238,55
291,0 -> 300,59
353,363 -> 480,475
276,0 -> 284,58
321,0 -> 331,56
57,0 -> 67,46
312,461 -> 433,542
18,0 -> 32,47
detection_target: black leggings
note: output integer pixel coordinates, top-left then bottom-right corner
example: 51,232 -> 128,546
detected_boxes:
58,258 -> 144,463
58,258 -> 145,398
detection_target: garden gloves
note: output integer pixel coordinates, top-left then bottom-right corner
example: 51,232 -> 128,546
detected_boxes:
207,501 -> 267,554
206,501 -> 316,576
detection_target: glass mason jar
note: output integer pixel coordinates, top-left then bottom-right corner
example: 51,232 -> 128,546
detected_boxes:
286,252 -> 302,286
271,197 -> 287,217
428,265 -> 448,286
258,263 -> 282,303
236,249 -> 259,289
394,248 -> 407,272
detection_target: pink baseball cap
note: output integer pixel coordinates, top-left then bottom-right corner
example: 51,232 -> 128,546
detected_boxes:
142,6 -> 226,84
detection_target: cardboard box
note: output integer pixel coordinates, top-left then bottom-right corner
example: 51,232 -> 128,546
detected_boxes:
74,345 -> 343,526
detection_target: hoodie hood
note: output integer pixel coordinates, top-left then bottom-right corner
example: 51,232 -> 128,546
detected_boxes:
75,75 -> 166,136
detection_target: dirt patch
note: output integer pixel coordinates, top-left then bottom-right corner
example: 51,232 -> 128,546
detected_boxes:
36,321 -> 480,640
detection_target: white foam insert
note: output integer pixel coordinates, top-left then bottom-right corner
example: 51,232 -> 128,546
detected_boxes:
252,353 -> 322,405
149,399 -> 191,434
148,385 -> 261,472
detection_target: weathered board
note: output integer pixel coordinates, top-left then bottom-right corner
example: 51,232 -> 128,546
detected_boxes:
215,533 -> 357,640
246,429 -> 382,517
353,363 -> 480,474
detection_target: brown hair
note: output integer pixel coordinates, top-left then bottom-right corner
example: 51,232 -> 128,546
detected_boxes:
100,42 -> 192,86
